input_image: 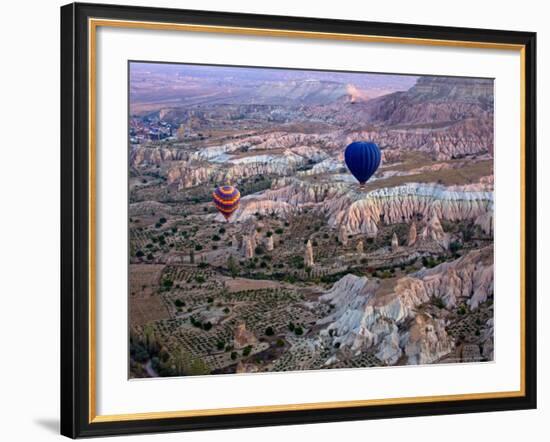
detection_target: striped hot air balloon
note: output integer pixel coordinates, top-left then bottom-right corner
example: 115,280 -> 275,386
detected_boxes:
212,185 -> 241,221
344,141 -> 381,186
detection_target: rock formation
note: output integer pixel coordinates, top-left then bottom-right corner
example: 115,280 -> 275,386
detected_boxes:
391,232 -> 399,251
408,221 -> 417,246
402,315 -> 453,365
236,361 -> 259,373
130,145 -> 187,167
233,199 -> 294,222
318,246 -> 492,365
304,239 -> 314,267
328,183 -> 493,237
338,226 -> 349,246
356,240 -> 364,254
420,213 -> 450,250
264,235 -> 274,251
234,323 -> 257,349
241,234 -> 256,259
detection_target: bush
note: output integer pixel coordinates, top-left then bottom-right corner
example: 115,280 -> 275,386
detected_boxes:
203,322 -> 212,331
195,275 -> 206,284
194,244 -> 203,251
135,250 -> 144,258
275,228 -> 284,235
230,351 -> 238,360
159,217 -> 167,224
218,227 -> 226,234
294,327 -> 303,336
288,322 -> 295,331
450,241 -> 462,253
266,231 -> 273,237
243,345 -> 252,356
174,299 -> 185,307
265,326 -> 274,336
276,339 -> 284,347
212,234 -> 221,241
216,341 -> 225,350
433,297 -> 445,309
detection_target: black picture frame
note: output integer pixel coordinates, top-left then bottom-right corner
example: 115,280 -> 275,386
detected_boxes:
61,2 -> 537,438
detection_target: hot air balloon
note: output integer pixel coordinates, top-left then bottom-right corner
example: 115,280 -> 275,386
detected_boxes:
344,141 -> 381,186
212,185 -> 241,221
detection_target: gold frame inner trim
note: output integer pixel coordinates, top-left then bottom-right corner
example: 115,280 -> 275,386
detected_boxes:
88,18 -> 527,424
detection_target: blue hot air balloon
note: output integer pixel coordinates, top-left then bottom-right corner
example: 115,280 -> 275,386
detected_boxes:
344,141 -> 381,186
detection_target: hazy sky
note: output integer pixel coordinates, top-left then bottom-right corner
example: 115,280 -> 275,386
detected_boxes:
130,61 -> 419,91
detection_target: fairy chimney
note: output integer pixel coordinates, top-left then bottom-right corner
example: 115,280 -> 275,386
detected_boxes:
338,226 -> 348,246
264,235 -> 274,251
391,232 -> 399,251
304,239 -> 314,267
408,221 -> 417,246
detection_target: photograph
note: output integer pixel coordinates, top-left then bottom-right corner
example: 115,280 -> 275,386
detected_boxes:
128,61 -> 495,378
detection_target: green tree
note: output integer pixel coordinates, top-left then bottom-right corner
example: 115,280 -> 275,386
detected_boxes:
227,255 -> 238,278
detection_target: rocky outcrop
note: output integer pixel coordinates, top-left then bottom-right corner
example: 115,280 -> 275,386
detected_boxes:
328,183 -> 493,237
233,199 -> 295,222
234,323 -> 257,349
407,245 -> 493,309
317,246 -> 492,365
420,214 -> 450,250
241,233 -> 257,259
356,240 -> 364,254
233,180 -> 492,240
401,315 -> 453,365
130,145 -> 187,167
236,361 -> 259,373
167,150 -> 307,189
364,76 -> 493,126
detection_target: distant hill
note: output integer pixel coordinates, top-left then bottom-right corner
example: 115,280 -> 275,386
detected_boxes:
129,62 -> 416,112
363,76 -> 494,126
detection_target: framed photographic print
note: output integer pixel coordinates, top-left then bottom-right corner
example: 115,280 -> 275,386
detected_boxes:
60,2 -> 537,438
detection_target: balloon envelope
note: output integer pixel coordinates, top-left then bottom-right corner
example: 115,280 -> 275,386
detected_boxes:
212,185 -> 241,220
344,141 -> 381,185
